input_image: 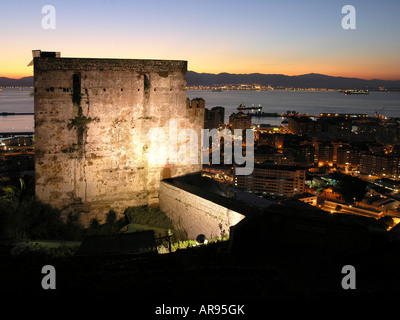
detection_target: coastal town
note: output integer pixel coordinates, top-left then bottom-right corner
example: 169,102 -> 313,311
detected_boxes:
2,97 -> 400,230
202,105 -> 400,227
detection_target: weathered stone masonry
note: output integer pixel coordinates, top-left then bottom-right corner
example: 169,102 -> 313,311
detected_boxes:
34,52 -> 204,225
159,180 -> 244,239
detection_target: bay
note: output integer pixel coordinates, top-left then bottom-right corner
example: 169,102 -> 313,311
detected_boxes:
0,87 -> 33,113
0,88 -> 399,132
0,88 -> 34,133
187,89 -> 400,125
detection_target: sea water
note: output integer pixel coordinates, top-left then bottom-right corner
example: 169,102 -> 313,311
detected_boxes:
1,88 -> 399,132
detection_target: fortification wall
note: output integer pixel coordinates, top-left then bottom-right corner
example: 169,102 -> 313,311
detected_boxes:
34,56 -> 204,226
159,181 -> 244,239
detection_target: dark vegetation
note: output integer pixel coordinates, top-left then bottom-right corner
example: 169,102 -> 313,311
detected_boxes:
0,177 -> 183,246
124,205 -> 173,230
2,180 -> 400,309
0,177 -> 83,241
330,172 -> 368,203
67,87 -> 98,147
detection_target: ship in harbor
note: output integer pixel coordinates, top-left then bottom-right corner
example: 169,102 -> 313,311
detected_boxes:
344,89 -> 369,95
237,103 -> 262,111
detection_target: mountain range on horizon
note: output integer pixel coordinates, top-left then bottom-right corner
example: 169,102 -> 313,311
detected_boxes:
1,72 -> 400,89
0,76 -> 34,87
186,71 -> 400,89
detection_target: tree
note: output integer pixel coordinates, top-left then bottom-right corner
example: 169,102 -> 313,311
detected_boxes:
337,175 -> 367,204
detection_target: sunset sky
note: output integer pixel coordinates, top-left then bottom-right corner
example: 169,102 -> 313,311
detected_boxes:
1,0 -> 399,80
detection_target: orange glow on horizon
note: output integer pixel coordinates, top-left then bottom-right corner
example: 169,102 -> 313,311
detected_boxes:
1,1 -> 399,83
1,71 -> 33,79
1,55 -> 399,81
190,60 -> 400,81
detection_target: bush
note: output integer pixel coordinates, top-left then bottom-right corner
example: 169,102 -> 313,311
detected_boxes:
124,205 -> 188,243
124,205 -> 173,229
85,210 -> 128,236
106,210 -> 117,225
11,242 -> 78,258
61,213 -> 85,240
1,177 -> 85,241
0,197 -> 84,241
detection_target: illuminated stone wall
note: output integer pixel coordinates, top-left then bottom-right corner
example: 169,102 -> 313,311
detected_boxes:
159,180 -> 245,239
34,55 -> 204,225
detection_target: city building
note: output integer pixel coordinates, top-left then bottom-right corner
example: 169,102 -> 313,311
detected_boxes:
372,178 -> 400,193
257,132 -> 283,148
358,120 -> 400,143
360,153 -> 400,177
358,195 -> 400,213
337,143 -> 369,168
201,164 -> 233,185
1,135 -> 33,148
317,142 -> 334,166
234,164 -> 306,197
288,116 -> 316,136
254,153 -> 295,166
212,106 -> 225,128
316,116 -> 352,134
295,144 -> 315,166
204,106 -> 225,129
229,112 -> 252,132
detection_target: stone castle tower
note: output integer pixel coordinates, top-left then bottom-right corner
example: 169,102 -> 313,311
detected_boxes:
33,50 -> 204,225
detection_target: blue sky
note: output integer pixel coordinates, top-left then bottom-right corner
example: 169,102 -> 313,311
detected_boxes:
1,0 -> 399,79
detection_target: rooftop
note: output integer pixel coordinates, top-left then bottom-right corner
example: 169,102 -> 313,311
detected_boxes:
32,50 -> 187,73
163,173 -> 274,217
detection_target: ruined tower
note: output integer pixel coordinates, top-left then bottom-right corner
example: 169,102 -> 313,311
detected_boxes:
33,50 -> 204,225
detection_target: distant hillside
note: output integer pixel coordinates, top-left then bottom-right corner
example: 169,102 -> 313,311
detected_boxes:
0,76 -> 33,87
2,73 -> 400,90
186,71 -> 400,89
